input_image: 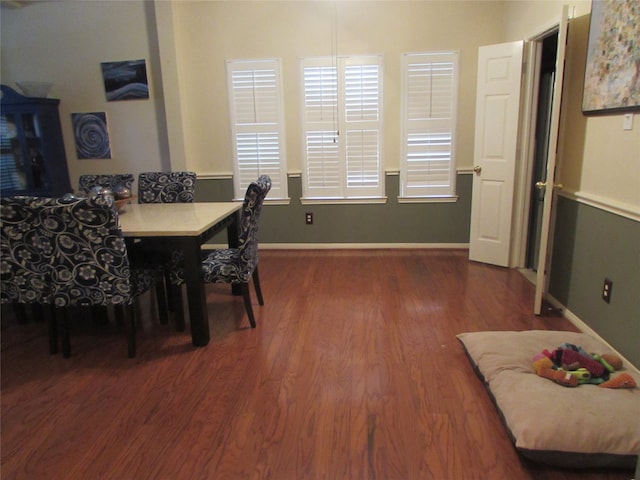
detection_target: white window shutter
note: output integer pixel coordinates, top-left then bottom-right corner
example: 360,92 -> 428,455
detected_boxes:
401,52 -> 458,198
343,59 -> 382,197
301,56 -> 383,199
227,59 -> 288,200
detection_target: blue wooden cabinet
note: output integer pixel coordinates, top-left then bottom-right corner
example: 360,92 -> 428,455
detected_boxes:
1,85 -> 71,197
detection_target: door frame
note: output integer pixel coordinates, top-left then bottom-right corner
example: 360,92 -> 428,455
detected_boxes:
512,15 -> 567,270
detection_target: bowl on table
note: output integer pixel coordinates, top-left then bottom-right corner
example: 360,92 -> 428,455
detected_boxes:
114,195 -> 136,213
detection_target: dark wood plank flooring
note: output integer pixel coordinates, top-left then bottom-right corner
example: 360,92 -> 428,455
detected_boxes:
1,249 -> 633,479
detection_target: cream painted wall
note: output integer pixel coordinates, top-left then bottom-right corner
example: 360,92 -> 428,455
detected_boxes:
3,1 -> 636,213
1,1 -> 167,191
162,0 -> 505,175
503,0 -> 640,218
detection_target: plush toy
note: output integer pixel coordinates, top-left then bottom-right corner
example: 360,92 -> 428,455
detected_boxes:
599,373 -> 637,389
598,353 -> 623,371
561,348 -> 605,377
532,354 -> 578,387
532,347 -> 634,389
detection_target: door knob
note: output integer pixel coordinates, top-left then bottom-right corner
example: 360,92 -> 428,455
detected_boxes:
473,165 -> 482,174
535,181 -> 564,190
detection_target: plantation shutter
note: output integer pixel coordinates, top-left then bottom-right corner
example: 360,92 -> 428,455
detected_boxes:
302,61 -> 341,197
301,56 -> 383,199
226,59 -> 287,200
400,52 -> 458,198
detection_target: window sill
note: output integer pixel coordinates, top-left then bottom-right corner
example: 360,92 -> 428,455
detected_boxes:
398,195 -> 459,204
301,197 -> 388,205
233,197 -> 291,206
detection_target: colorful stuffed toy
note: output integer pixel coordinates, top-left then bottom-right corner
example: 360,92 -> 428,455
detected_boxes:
532,345 -> 635,389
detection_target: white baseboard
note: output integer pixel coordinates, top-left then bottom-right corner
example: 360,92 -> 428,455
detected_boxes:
244,243 -> 468,250
546,294 -> 640,375
204,243 -> 469,250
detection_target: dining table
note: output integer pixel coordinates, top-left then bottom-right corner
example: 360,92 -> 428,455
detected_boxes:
118,201 -> 242,346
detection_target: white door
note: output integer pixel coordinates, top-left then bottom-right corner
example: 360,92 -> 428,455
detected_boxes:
469,41 -> 524,267
534,7 -> 569,314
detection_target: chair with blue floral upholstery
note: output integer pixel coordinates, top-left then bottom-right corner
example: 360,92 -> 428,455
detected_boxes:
38,195 -> 167,358
1,196 -> 58,353
78,173 -> 135,195
137,171 -> 197,204
171,175 -> 271,328
136,171 -> 197,330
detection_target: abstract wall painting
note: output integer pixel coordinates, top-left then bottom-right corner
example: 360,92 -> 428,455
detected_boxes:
72,112 -> 112,159
101,59 -> 149,102
582,0 -> 640,114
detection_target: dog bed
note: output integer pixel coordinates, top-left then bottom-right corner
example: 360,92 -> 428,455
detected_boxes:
457,330 -> 640,469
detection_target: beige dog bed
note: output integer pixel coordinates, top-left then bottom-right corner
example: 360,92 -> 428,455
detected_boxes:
457,330 -> 640,469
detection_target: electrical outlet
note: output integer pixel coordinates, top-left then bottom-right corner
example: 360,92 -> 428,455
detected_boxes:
602,278 -> 613,303
305,212 -> 313,225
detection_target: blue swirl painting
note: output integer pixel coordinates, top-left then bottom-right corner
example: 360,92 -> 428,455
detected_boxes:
72,112 -> 111,159
101,59 -> 149,102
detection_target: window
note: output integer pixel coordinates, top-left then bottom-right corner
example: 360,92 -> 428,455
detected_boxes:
301,55 -> 384,200
226,59 -> 288,200
400,52 -> 459,199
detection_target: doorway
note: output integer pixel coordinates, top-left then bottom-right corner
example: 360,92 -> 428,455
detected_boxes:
525,33 -> 558,271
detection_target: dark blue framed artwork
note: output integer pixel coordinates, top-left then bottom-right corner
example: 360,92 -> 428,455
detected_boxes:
72,112 -> 112,159
101,59 -> 149,102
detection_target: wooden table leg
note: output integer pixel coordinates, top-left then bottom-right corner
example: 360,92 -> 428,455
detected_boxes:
181,238 -> 210,346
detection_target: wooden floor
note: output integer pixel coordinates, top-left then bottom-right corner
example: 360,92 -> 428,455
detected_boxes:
1,250 -> 634,480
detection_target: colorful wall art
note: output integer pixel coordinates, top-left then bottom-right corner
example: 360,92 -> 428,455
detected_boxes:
582,0 -> 640,113
72,112 -> 111,159
101,59 -> 149,101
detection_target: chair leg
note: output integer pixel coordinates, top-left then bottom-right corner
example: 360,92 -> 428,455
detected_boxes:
165,270 -> 175,312
48,305 -> 58,355
252,266 -> 264,305
155,277 -> 169,325
126,304 -> 136,358
61,309 -> 71,358
240,283 -> 257,328
172,285 -> 185,332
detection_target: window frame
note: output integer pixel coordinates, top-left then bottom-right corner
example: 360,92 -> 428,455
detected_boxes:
399,51 -> 459,201
300,54 -> 385,202
226,58 -> 288,201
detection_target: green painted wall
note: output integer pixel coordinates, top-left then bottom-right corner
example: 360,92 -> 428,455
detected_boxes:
550,196 -> 640,367
197,172 -> 472,245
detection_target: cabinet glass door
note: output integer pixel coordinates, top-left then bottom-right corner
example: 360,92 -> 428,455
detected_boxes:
0,113 -> 49,194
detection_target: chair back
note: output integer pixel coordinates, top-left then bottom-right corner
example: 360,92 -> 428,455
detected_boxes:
237,175 -> 271,259
38,196 -> 134,308
138,171 -> 196,203
78,174 -> 135,195
1,196 -> 53,304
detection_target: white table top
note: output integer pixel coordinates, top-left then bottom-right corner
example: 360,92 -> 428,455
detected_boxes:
118,202 -> 241,237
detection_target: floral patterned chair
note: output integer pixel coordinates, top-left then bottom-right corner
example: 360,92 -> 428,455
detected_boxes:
137,171 -> 197,204
170,175 -> 271,328
78,173 -> 135,195
135,171 -> 197,330
1,196 -> 58,353
38,195 -> 167,358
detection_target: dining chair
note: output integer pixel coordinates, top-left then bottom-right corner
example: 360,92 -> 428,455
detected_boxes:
1,196 -> 58,353
136,171 -> 197,330
78,173 -> 135,195
137,171 -> 197,204
38,195 -> 168,358
170,175 -> 271,328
